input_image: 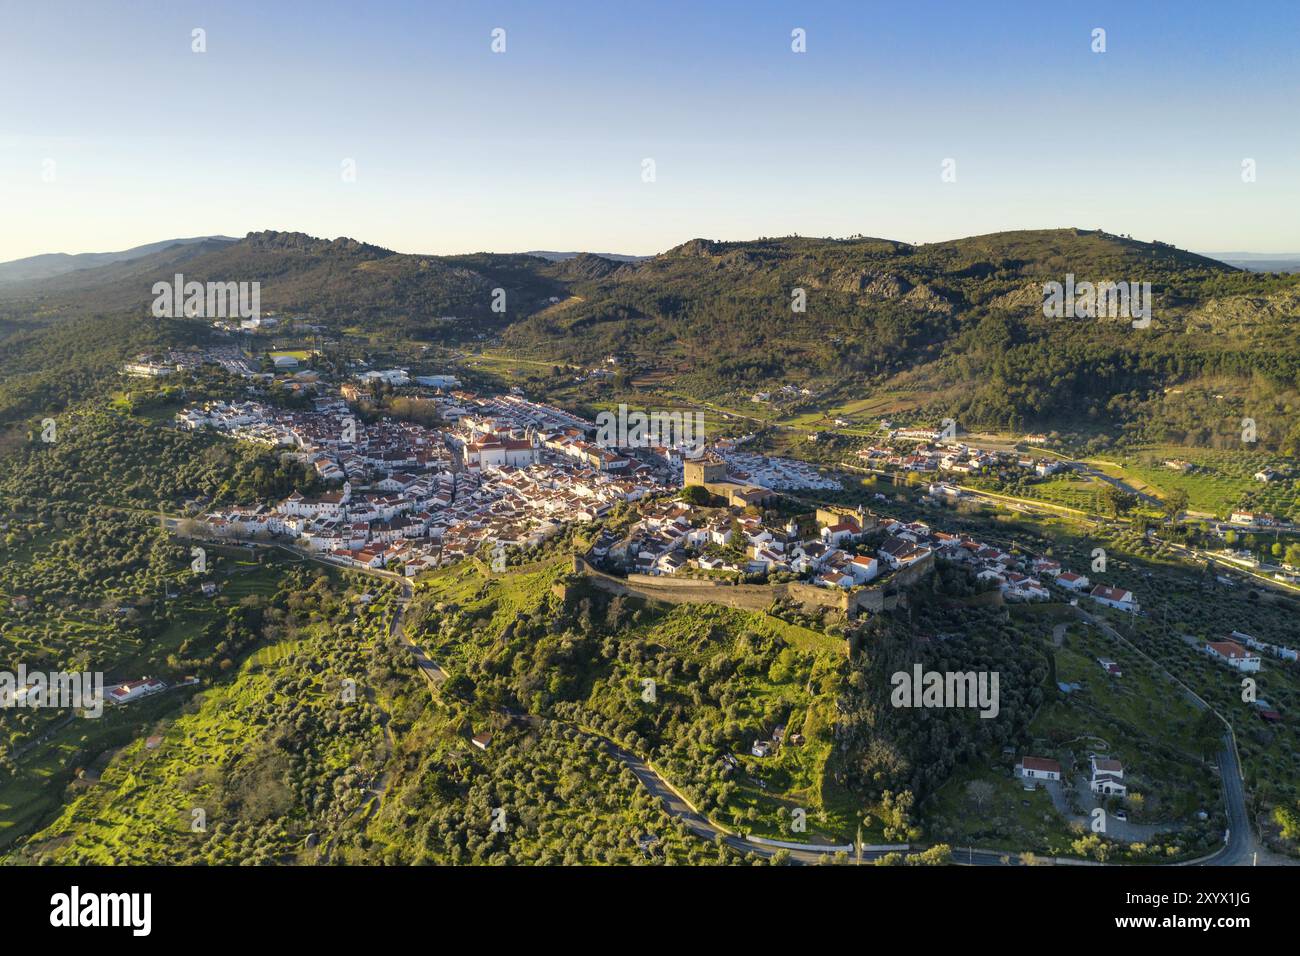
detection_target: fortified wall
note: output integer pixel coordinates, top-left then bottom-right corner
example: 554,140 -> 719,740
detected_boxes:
571,552 -> 935,619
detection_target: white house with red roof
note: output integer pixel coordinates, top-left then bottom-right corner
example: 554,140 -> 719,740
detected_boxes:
820,518 -> 862,547
1017,756 -> 1061,781
815,570 -> 855,590
846,554 -> 879,583
1204,640 -> 1261,672
1089,584 -> 1138,612
463,437 -> 537,472
1032,556 -> 1062,576
1055,570 -> 1090,592
1089,755 -> 1127,796
108,677 -> 167,705
1002,572 -> 1050,602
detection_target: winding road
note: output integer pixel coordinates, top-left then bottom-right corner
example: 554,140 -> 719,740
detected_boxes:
180,531 -> 1273,866
1074,608 -> 1259,867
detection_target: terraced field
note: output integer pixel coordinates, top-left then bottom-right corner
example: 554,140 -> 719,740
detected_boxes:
1102,446 -> 1300,519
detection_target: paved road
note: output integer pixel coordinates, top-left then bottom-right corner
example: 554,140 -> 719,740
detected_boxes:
1075,608 -> 1254,866
1074,463 -> 1163,508
1163,539 -> 1300,597
562,724 -> 911,865
387,578 -> 447,686
1210,734 -> 1254,866
177,530 -> 1268,866
935,482 -> 1300,598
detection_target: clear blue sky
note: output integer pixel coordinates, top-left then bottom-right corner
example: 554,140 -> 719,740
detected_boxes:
2,0 -> 1298,260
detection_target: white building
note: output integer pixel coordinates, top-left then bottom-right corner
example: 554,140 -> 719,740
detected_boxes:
414,374 -> 460,388
1204,640 -> 1261,672
1017,756 -> 1061,782
1089,756 -> 1127,796
847,554 -> 879,583
1089,584 -> 1138,612
1055,571 -> 1090,592
463,438 -> 537,472
357,368 -> 410,386
108,677 -> 167,705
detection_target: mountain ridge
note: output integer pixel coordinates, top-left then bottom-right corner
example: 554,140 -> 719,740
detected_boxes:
4,226 -> 1298,450
0,236 -> 237,287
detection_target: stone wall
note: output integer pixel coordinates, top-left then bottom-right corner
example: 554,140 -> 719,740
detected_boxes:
572,553 -> 935,619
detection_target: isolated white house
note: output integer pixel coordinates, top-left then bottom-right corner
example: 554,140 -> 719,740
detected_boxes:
1017,756 -> 1061,782
1089,584 -> 1138,612
108,677 -> 167,705
1204,640 -> 1261,672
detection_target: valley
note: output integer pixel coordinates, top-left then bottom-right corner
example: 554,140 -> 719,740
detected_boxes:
1,227 -> 1298,869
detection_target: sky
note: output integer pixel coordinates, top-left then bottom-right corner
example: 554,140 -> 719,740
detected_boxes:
2,0 -> 1299,261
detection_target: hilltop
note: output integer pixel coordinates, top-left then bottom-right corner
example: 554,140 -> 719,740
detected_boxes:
0,230 -> 566,334
3,227 -> 1299,450
502,228 -> 1300,448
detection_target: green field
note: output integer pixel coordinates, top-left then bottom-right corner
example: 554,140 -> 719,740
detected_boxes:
14,574 -> 401,864
405,557 -> 861,846
1096,446 -> 1300,520
927,621 -> 1219,861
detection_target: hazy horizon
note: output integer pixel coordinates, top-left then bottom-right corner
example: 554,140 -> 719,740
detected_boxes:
4,0 -> 1299,261
7,228 -> 1300,269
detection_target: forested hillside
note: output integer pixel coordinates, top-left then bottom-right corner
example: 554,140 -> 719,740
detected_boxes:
503,229 -> 1300,449
4,225 -> 1299,458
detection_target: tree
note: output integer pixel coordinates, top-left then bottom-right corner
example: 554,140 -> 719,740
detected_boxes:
1163,488 -> 1189,520
680,485 -> 711,505
1192,709 -> 1223,761
907,844 -> 951,865
966,779 -> 995,811
1100,484 -> 1128,518
1272,805 -> 1300,841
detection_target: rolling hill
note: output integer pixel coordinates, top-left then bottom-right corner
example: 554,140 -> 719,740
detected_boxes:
0,236 -> 235,288
0,231 -> 567,334
2,227 -> 1298,453
500,229 -> 1300,450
